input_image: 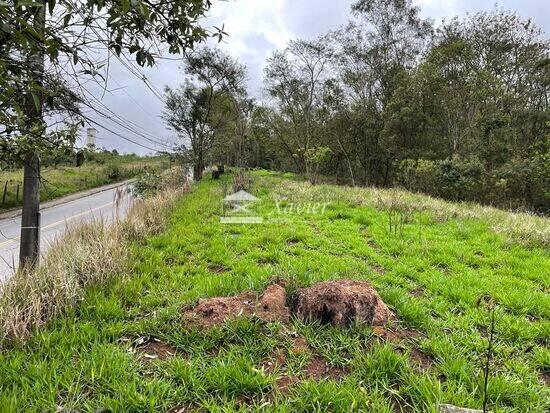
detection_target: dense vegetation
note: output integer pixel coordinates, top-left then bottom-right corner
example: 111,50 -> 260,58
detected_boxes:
164,0 -> 549,213
0,150 -> 169,210
0,171 -> 547,412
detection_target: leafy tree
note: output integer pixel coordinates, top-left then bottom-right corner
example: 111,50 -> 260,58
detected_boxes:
0,0 -> 221,266
264,38 -> 333,178
162,47 -> 246,180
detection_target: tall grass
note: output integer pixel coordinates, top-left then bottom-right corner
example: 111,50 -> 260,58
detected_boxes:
0,170 -> 185,346
266,176 -> 550,248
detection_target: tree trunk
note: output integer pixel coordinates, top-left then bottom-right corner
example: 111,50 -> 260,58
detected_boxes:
20,153 -> 41,268
194,151 -> 204,181
19,1 -> 45,269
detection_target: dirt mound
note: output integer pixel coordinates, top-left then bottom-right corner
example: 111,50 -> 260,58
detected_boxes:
257,284 -> 290,322
182,279 -> 390,328
182,284 -> 290,328
291,280 -> 390,327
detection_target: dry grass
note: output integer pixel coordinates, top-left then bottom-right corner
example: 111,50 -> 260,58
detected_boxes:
267,177 -> 550,247
0,171 -> 185,346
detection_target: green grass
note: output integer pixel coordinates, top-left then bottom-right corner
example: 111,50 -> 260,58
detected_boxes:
0,157 -> 169,210
0,170 -> 548,412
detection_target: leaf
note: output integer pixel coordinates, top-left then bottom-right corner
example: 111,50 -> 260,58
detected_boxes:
48,0 -> 55,14
63,13 -> 72,27
31,92 -> 41,111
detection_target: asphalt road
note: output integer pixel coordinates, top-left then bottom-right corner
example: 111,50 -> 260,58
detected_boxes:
0,184 -> 134,281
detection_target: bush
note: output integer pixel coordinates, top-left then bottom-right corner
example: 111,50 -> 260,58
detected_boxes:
106,164 -> 121,180
130,172 -> 162,198
397,156 -> 486,202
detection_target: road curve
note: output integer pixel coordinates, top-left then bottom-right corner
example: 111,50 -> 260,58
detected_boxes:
0,183 -> 134,282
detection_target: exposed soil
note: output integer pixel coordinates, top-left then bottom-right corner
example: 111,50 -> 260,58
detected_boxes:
305,355 -> 348,381
291,280 -> 391,327
137,339 -> 178,361
540,370 -> 550,386
371,264 -> 386,274
410,288 -> 424,298
181,284 -> 290,328
257,284 -> 291,323
182,279 -> 391,329
408,348 -> 434,371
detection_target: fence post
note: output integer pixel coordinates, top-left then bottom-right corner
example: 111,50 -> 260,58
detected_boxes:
16,183 -> 20,203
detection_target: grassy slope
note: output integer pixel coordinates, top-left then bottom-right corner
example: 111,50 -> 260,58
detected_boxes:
0,157 -> 167,210
0,171 -> 548,412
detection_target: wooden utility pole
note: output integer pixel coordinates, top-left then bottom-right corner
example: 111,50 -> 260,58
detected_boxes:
19,1 -> 45,269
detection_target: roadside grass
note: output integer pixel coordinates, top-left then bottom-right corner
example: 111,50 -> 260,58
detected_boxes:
0,156 -> 168,210
0,170 -> 548,412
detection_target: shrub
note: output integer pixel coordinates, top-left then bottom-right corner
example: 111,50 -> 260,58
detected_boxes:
106,164 -> 121,180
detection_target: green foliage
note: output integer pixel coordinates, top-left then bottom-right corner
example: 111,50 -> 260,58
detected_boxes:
131,172 -> 163,198
0,172 -> 548,411
234,5 -> 549,213
1,0 -> 220,161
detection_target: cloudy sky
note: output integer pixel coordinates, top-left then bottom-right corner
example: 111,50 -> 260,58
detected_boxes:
87,0 -> 550,154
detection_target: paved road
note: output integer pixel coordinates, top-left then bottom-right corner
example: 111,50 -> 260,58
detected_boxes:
0,184 -> 134,281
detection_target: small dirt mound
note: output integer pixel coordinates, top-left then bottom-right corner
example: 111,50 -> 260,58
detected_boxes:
291,280 -> 390,327
182,284 -> 290,328
257,284 -> 290,323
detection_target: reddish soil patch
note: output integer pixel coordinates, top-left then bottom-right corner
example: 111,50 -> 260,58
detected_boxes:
291,336 -> 309,354
408,348 -> 434,371
257,284 -> 290,323
138,340 -> 178,361
291,280 -> 391,327
371,265 -> 386,274
182,279 -> 392,329
261,349 -> 287,374
182,284 -> 290,328
305,355 -> 348,381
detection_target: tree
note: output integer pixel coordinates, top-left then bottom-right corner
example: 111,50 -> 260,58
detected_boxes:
162,47 -> 247,180
264,38 -> 333,180
1,0 -> 222,267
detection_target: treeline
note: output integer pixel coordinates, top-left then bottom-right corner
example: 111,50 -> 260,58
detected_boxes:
164,0 -> 549,213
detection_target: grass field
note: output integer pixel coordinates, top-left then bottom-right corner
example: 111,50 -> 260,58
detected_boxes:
0,171 -> 548,412
0,157 -> 168,210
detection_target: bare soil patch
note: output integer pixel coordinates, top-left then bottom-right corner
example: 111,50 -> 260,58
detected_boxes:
182,279 -> 391,329
137,339 -> 178,361
305,355 -> 348,381
181,284 -> 290,328
207,264 -> 229,274
408,348 -> 434,371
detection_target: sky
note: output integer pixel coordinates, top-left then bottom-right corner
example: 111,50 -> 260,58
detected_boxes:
86,0 -> 550,155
